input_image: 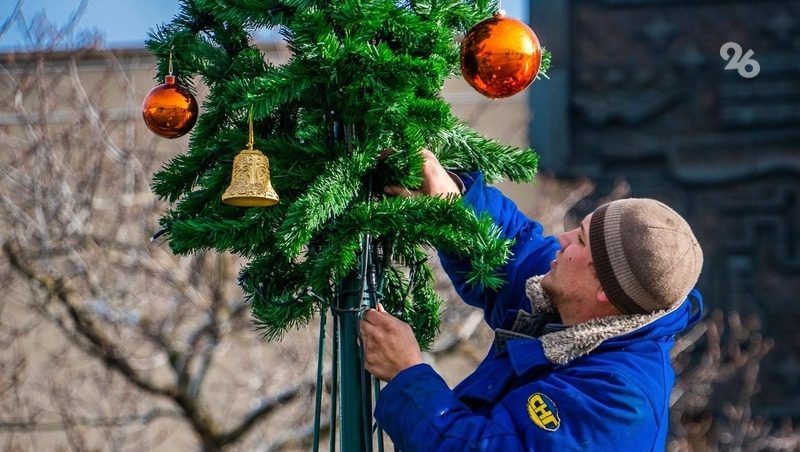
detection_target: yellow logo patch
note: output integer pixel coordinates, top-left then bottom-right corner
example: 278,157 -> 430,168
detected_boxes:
527,393 -> 560,431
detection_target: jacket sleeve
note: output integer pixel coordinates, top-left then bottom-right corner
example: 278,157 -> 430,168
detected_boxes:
375,361 -> 661,452
439,173 -> 560,330
375,363 -> 526,452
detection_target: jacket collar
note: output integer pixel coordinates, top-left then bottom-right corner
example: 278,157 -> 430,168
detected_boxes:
505,278 -> 703,374
539,306 -> 674,365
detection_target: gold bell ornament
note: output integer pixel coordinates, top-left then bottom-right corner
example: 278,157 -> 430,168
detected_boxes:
221,110 -> 279,207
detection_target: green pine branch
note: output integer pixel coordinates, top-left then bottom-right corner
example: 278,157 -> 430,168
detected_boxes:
147,0 -> 542,342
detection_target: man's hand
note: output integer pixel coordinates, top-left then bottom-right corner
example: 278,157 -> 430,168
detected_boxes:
360,304 -> 423,382
384,149 -> 460,198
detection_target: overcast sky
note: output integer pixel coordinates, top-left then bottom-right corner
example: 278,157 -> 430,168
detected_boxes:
0,0 -> 528,51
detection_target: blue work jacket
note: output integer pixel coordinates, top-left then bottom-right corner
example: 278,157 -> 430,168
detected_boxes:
374,173 -> 704,451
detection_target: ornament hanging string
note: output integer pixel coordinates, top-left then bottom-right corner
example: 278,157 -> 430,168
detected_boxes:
168,46 -> 174,75
248,107 -> 254,149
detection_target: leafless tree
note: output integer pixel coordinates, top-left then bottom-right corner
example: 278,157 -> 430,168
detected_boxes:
0,5 -> 322,450
669,312 -> 800,452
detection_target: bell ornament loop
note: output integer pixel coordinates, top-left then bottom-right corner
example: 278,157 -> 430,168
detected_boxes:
221,146 -> 280,207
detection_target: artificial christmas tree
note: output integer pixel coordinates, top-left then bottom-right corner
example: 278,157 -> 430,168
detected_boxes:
146,1 -> 549,449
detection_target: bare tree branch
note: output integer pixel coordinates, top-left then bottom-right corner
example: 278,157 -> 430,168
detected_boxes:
219,378 -> 317,446
0,408 -> 180,432
3,241 -> 171,398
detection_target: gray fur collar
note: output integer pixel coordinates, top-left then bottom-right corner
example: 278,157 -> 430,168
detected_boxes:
524,276 -> 673,365
524,275 -> 556,314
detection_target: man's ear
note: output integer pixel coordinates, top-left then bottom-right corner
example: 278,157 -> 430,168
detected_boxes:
596,288 -> 623,315
596,288 -> 610,304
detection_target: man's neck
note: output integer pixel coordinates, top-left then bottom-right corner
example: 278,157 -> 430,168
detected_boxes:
557,303 -> 622,326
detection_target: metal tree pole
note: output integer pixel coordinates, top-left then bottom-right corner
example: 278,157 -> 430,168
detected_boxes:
320,119 -> 380,452
337,261 -> 372,451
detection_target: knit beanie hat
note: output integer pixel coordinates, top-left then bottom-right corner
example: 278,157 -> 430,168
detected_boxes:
589,198 -> 703,314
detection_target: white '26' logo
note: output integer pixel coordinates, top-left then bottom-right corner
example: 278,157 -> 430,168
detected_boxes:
720,42 -> 760,79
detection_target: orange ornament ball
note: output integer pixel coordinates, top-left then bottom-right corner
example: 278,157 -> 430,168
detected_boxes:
142,75 -> 198,139
460,13 -> 542,99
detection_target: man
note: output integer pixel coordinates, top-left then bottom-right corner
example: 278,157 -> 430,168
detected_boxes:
359,150 -> 704,451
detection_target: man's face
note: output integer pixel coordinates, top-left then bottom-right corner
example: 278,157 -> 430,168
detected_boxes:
541,212 -> 603,311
